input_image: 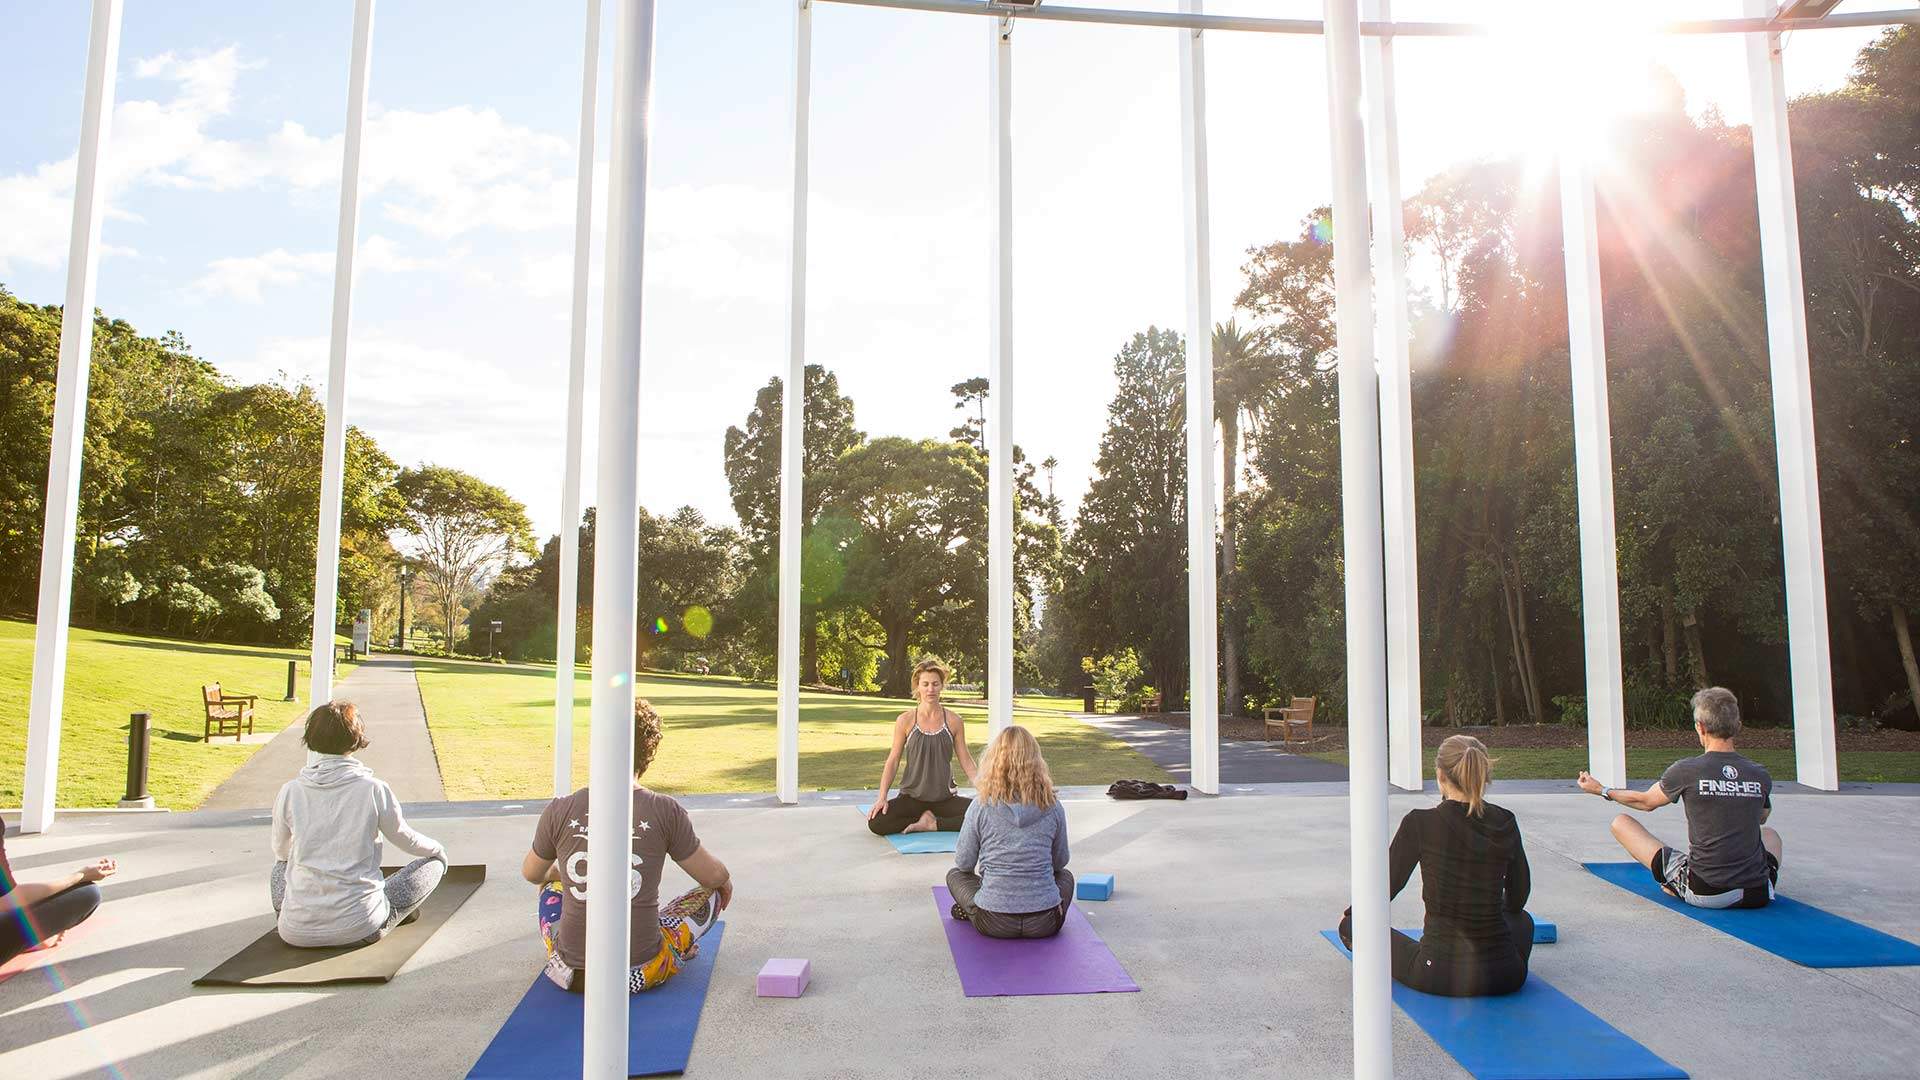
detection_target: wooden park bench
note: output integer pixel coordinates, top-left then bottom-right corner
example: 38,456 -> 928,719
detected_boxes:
1141,690 -> 1164,714
203,683 -> 257,742
1262,696 -> 1316,745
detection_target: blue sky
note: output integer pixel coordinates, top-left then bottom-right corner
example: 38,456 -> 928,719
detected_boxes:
1,1 -> 1887,538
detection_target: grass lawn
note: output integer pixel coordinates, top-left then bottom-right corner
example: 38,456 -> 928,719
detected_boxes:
413,656 -> 1167,800
1308,746 -> 1920,783
0,618 -> 321,809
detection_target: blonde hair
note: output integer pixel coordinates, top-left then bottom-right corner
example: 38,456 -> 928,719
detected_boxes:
910,657 -> 950,689
976,725 -> 1056,810
1435,734 -> 1494,817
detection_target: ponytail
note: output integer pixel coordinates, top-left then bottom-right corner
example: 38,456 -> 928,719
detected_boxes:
1436,734 -> 1493,817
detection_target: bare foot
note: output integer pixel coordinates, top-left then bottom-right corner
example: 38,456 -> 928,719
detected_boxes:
901,810 -> 938,834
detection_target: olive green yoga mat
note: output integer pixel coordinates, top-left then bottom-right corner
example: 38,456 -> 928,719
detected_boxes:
194,864 -> 486,986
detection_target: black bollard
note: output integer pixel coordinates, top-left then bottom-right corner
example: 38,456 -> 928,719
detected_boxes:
120,712 -> 153,809
285,659 -> 297,701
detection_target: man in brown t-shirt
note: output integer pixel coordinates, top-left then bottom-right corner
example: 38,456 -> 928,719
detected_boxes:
521,700 -> 733,993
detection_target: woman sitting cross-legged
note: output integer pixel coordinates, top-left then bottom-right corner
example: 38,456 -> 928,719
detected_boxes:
271,701 -> 448,948
1340,734 -> 1534,997
1,832 -> 116,965
867,658 -> 979,836
946,725 -> 1075,939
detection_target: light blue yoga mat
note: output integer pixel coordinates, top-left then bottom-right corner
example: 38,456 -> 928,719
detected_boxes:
466,923 -> 724,1078
1585,862 -> 1920,968
857,804 -> 959,854
1321,931 -> 1686,1080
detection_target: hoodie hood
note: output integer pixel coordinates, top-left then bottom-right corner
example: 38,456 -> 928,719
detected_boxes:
1000,800 -> 1053,828
299,753 -> 373,789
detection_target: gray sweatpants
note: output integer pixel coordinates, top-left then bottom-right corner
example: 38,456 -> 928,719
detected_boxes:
271,854 -> 446,947
946,866 -> 1075,939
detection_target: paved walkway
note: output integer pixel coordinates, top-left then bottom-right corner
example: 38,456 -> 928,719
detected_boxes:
200,656 -> 445,811
1079,712 -> 1350,784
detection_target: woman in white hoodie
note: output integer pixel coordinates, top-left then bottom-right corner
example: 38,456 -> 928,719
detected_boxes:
271,701 -> 447,948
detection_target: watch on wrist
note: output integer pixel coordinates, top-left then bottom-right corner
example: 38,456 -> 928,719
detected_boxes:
1601,788 -> 1615,802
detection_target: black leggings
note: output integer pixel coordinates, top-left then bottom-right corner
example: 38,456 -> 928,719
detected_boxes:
1,883 -> 103,965
868,793 -> 972,835
1340,909 -> 1534,997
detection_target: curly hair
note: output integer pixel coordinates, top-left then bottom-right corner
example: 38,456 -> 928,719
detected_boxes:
634,698 -> 664,778
976,725 -> 1056,810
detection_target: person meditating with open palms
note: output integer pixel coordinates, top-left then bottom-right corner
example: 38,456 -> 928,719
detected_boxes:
867,659 -> 979,836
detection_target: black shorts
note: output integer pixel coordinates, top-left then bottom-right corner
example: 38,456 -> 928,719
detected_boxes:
1651,848 -> 1778,909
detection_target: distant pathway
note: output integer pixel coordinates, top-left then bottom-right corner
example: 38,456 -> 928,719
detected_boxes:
200,656 -> 446,810
1077,712 -> 1349,785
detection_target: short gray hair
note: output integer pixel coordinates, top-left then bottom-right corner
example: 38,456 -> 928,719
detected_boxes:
1691,687 -> 1742,738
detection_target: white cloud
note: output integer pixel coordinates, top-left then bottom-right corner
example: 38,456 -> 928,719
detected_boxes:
185,234 -> 425,303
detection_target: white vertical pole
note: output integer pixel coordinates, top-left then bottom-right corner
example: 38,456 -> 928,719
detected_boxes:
585,1 -> 657,1072
1177,0 -> 1220,797
21,0 -> 123,836
1361,0 -> 1423,793
1324,2 -> 1390,1076
1743,5 -> 1837,791
987,14 -> 1015,740
1560,152 -> 1628,790
308,0 -> 377,709
777,0 -> 812,805
553,0 -> 602,800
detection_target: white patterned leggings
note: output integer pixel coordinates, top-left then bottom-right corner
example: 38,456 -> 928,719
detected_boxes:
271,855 -> 446,947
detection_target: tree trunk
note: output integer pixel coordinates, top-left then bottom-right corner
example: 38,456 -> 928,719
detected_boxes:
1220,410 -> 1242,718
1660,594 -> 1680,684
1893,604 -> 1920,727
801,616 -> 821,686
1514,584 -> 1544,723
1682,609 -> 1709,687
882,617 -> 911,699
1490,640 -> 1506,727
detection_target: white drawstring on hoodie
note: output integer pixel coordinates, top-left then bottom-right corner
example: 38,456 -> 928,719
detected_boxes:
272,754 -> 445,946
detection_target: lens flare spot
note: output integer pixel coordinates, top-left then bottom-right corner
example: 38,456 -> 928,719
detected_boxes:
607,672 -> 628,688
652,617 -> 670,635
683,605 -> 713,639
1309,212 -> 1334,245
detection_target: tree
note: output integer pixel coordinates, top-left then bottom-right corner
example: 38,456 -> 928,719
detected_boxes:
722,364 -> 863,682
396,465 -> 535,652
949,376 -> 990,452
1212,319 -> 1272,716
1067,328 -> 1191,704
818,437 -> 987,697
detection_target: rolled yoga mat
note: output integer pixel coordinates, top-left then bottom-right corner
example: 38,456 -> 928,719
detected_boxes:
466,922 -> 725,1079
932,885 -> 1138,997
857,804 -> 959,854
1584,862 -> 1920,968
194,864 -> 485,987
1320,930 -> 1687,1080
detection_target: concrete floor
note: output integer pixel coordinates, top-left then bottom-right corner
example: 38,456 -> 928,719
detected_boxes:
3,787 -> 1917,1079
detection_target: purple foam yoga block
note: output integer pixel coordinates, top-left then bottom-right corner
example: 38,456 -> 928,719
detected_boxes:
757,957 -> 810,998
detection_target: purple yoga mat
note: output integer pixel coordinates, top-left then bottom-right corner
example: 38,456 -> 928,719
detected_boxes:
931,886 -> 1140,997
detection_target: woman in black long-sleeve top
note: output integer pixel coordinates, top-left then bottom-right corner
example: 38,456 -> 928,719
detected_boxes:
1340,734 -> 1533,996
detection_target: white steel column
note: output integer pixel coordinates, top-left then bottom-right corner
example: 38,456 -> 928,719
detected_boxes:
586,1 -> 658,1072
986,14 -> 1015,739
1560,153 -> 1628,789
553,0 -> 601,799
1362,0 -> 1423,793
1325,2 -> 1390,1075
308,0 -> 377,708
21,0 -> 124,835
776,0 -> 812,805
1177,0 -> 1220,796
1743,4 -> 1837,790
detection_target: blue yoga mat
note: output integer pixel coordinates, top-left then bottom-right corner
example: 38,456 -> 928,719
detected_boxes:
1584,862 -> 1920,968
467,923 -> 725,1078
1320,931 -> 1686,1080
857,804 -> 959,854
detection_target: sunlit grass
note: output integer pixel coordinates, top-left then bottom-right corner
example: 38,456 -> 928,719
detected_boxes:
0,618 -> 318,809
414,656 -> 1164,800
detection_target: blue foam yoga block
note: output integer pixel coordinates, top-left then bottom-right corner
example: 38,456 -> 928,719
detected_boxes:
1077,872 -> 1115,901
1534,921 -> 1557,944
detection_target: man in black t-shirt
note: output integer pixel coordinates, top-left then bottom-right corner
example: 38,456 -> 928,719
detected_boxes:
1578,687 -> 1782,909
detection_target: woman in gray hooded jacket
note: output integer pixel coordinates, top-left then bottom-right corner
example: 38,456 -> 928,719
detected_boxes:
271,702 -> 447,947
946,725 -> 1074,939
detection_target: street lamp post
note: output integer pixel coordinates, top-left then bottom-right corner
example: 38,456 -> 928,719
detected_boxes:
396,564 -> 412,650
490,619 -> 503,660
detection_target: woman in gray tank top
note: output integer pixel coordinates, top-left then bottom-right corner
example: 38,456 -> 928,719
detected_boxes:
867,659 -> 979,836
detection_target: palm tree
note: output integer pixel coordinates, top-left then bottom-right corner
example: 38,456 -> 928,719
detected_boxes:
1211,319 -> 1270,719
